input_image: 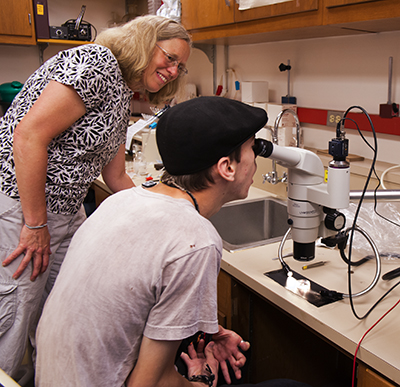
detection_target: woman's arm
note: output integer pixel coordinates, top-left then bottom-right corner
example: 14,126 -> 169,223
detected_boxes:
2,80 -> 86,280
101,144 -> 135,193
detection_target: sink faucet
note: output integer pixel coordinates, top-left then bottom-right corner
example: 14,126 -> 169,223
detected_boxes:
263,108 -> 302,185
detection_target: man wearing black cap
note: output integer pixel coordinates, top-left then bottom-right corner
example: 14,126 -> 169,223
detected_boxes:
35,97 -> 311,387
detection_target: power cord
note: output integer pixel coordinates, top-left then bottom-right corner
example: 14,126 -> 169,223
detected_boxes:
343,116 -> 400,228
351,295 -> 400,387
340,106 -> 400,320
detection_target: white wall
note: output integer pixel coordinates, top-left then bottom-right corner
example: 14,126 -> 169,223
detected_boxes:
1,9 -> 399,164
228,32 -> 400,113
186,31 -> 400,165
186,48 -> 214,97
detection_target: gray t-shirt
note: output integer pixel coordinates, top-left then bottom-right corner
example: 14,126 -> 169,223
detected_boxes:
36,187 -> 222,386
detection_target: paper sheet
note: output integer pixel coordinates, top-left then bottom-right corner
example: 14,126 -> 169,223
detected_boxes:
156,0 -> 181,22
238,0 -> 292,11
126,118 -> 154,151
125,106 -> 170,151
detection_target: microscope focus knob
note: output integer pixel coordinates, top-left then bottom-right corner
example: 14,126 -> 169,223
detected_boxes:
324,211 -> 346,231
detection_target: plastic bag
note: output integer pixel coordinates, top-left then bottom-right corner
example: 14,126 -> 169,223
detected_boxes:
341,201 -> 400,261
156,0 -> 181,22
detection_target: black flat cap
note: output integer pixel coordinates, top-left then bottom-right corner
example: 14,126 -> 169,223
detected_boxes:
156,96 -> 268,175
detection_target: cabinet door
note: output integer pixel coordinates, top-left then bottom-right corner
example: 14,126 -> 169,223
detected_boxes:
323,0 -> 400,26
181,0 -> 235,30
0,0 -> 36,45
325,0 -> 379,7
217,270 -> 232,329
235,0 -> 319,23
357,363 -> 396,387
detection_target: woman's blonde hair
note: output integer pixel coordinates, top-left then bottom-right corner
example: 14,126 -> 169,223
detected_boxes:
95,15 -> 192,105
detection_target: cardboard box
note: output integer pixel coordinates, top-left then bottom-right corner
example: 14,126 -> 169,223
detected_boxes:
241,81 -> 269,103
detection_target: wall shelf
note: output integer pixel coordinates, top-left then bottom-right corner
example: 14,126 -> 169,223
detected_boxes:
37,38 -> 93,65
37,38 -> 92,45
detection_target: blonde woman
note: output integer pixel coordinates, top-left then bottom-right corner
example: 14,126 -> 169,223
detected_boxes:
0,15 -> 191,378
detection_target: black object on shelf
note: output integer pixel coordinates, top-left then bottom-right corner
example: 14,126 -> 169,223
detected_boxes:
33,0 -> 50,39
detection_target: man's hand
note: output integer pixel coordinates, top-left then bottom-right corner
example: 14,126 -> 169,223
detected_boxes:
211,326 -> 250,384
181,340 -> 219,387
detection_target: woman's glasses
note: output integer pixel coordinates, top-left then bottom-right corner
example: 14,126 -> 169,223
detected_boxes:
156,44 -> 188,76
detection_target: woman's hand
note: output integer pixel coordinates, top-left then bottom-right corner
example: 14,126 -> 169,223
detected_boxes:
181,339 -> 219,387
2,226 -> 51,281
211,326 -> 250,384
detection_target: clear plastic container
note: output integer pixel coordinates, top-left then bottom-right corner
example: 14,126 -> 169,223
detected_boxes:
133,151 -> 147,176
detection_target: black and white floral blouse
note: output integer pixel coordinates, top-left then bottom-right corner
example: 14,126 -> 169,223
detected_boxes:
0,44 -> 133,215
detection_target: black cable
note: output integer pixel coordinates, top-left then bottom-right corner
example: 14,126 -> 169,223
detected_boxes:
322,106 -> 399,318
352,279 -> 400,320
91,23 -> 98,41
321,231 -> 370,266
341,105 -> 379,320
339,246 -> 370,267
343,117 -> 400,228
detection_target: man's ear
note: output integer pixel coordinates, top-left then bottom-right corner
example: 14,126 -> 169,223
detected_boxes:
216,157 -> 236,182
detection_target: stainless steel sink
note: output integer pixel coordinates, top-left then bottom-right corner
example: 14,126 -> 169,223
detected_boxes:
210,197 -> 290,252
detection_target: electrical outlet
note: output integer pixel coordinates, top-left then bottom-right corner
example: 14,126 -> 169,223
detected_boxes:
326,110 -> 344,127
379,103 -> 399,118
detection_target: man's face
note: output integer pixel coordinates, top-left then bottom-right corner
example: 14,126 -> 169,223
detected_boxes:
232,136 -> 257,200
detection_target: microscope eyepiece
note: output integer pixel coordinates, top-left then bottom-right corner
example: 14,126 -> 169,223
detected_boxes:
253,138 -> 273,158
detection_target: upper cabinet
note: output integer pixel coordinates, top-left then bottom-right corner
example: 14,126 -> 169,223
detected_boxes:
324,0 -> 378,7
234,0 -> 318,22
0,0 -> 36,45
181,0 -> 319,28
181,0 -> 400,45
323,0 -> 400,28
181,0 -> 235,30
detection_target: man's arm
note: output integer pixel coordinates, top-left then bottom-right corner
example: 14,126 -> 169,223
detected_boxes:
127,336 -> 218,387
211,326 -> 250,384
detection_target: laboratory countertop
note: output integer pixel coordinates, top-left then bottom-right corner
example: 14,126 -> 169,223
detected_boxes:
221,187 -> 400,385
94,168 -> 400,384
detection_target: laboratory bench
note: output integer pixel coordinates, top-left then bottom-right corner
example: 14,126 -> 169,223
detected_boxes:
217,187 -> 400,387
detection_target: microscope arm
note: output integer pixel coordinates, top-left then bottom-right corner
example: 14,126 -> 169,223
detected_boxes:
255,139 -> 350,260
267,144 -> 349,209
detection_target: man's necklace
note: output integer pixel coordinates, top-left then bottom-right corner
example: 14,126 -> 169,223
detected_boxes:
160,176 -> 200,213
